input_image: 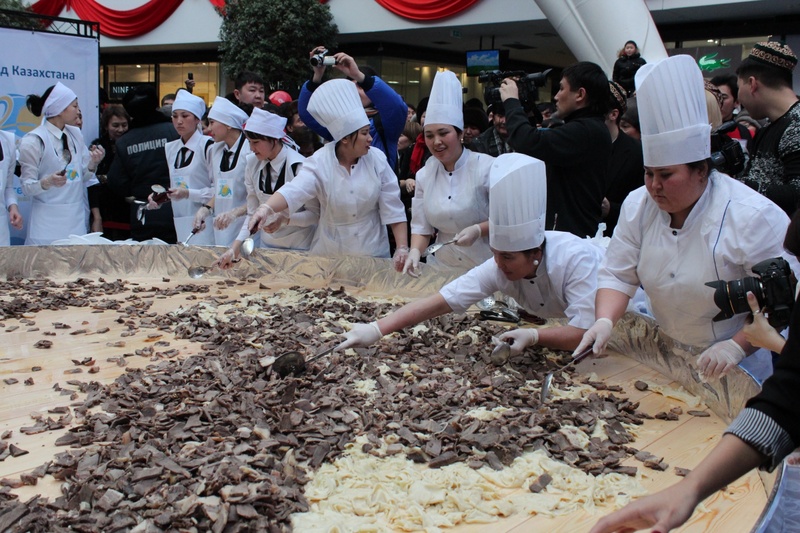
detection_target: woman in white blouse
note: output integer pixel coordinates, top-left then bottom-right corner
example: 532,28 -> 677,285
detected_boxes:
576,55 -> 797,380
249,79 -> 408,264
337,154 -> 604,353
402,70 -> 494,276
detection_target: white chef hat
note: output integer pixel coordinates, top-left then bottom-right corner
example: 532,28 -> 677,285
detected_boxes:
172,90 -> 207,120
635,55 -> 710,167
208,96 -> 249,130
307,79 -> 368,142
43,82 -> 77,118
424,70 -> 464,129
489,153 -> 547,252
244,107 -> 287,139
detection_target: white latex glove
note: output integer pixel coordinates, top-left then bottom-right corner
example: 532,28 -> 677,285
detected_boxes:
574,318 -> 614,356
402,248 -> 421,278
697,339 -> 746,380
393,245 -> 409,273
213,210 -> 237,230
498,328 -> 539,356
216,248 -> 237,270
42,171 -> 67,190
192,207 -> 208,232
249,204 -> 288,234
335,321 -> 383,351
454,224 -> 482,247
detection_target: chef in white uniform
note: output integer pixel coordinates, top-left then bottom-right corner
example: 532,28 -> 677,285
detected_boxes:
0,131 -> 23,245
402,70 -> 494,276
249,79 -> 408,264
336,153 -> 604,353
576,55 -> 798,379
18,82 -> 104,245
216,108 -> 318,267
158,90 -> 214,245
191,96 -> 251,247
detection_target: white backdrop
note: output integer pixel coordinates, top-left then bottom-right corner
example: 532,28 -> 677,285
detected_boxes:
0,27 -> 100,244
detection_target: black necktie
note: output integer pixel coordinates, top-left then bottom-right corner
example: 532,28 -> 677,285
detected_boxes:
61,133 -> 72,165
259,163 -> 286,195
0,138 -> 3,162
175,147 -> 192,169
220,149 -> 232,172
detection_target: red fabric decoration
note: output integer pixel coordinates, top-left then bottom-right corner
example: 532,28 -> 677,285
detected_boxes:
30,0 -> 331,38
374,0 -> 479,20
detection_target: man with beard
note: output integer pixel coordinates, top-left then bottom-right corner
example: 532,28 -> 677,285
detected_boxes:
470,102 -> 513,156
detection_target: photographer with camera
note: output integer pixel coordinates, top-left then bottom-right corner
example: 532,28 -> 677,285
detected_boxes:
498,62 -> 611,238
298,46 -> 407,172
576,55 -> 799,381
590,208 -> 800,533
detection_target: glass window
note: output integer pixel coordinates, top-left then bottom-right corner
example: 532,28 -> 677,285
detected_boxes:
159,62 -> 219,108
105,64 -> 154,102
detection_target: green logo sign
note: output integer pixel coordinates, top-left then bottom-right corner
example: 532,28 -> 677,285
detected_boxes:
698,53 -> 730,72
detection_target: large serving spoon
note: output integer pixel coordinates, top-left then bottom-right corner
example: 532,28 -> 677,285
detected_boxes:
240,225 -> 260,259
422,238 -> 456,258
272,346 -> 337,378
187,258 -> 240,279
540,346 -> 593,403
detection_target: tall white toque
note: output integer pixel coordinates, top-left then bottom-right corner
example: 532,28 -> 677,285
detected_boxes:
489,153 -> 547,252
172,90 -> 207,120
424,70 -> 464,129
208,96 -> 249,130
307,79 -> 369,142
244,107 -> 287,139
636,54 -> 711,167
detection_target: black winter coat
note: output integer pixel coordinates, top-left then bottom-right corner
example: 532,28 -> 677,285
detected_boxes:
613,53 -> 646,96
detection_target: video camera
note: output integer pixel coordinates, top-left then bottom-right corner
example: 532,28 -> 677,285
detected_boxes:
705,257 -> 796,329
710,120 -> 746,177
309,49 -> 337,68
479,69 -> 551,114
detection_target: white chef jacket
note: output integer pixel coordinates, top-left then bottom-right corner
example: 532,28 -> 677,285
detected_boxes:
18,121 -> 97,245
279,143 -> 407,258
0,131 -> 18,246
165,130 -> 214,245
411,148 -> 494,267
236,149 -> 318,251
207,134 -> 251,247
600,170 -> 798,347
439,231 -> 602,329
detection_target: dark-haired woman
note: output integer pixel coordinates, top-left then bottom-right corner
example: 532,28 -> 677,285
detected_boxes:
402,70 -> 494,277
19,82 -> 105,245
612,40 -> 647,96
89,104 -> 130,240
578,55 -> 797,380
216,108 -> 316,268
250,79 -> 408,264
337,153 -> 603,353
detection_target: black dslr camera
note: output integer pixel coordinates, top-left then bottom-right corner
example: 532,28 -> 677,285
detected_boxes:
705,257 -> 796,329
710,120 -> 746,177
479,69 -> 551,114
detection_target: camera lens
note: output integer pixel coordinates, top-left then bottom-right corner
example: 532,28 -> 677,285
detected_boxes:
706,277 -> 762,321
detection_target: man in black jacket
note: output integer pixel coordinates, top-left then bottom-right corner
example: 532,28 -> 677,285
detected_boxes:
499,61 -> 612,237
108,85 -> 179,242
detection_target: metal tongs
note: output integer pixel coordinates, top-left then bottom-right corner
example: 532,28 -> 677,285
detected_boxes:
540,346 -> 593,403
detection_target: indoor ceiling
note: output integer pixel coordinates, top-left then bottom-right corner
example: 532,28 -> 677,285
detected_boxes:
337,1 -> 800,68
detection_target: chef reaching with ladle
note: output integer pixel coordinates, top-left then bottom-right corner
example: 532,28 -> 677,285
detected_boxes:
336,153 -> 605,356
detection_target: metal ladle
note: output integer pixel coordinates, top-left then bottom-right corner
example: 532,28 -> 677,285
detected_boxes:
540,346 -> 593,403
272,346 -> 337,378
239,225 -> 260,259
422,238 -> 456,258
187,258 -> 240,279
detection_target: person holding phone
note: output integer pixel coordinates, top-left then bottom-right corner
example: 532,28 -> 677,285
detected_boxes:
18,82 -> 105,244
